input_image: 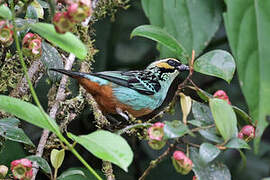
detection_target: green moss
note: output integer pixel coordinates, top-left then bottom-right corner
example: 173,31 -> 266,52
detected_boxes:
92,0 -> 130,22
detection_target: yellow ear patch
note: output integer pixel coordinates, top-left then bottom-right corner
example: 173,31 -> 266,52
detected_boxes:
156,62 -> 174,69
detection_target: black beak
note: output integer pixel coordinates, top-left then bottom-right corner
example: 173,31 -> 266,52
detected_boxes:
177,64 -> 189,71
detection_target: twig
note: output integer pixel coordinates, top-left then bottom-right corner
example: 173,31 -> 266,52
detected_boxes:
102,161 -> 115,180
116,123 -> 152,135
31,54 -> 75,180
139,144 -> 176,180
9,59 -> 44,98
178,50 -> 195,90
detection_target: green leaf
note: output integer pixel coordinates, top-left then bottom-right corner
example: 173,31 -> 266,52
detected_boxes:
36,0 -> 49,8
190,147 -> 231,180
194,50 -> 236,83
233,106 -> 253,125
41,42 -> 64,82
31,0 -> 44,19
192,101 -> 223,143
199,143 -> 220,164
50,149 -> 65,169
26,155 -> 52,174
163,120 -> 190,139
0,118 -> 34,146
0,5 -> 12,20
142,0 -> 222,58
224,0 -> 270,152
196,88 -> 213,102
209,98 -> 238,141
67,130 -> 133,172
199,130 -> 223,144
0,95 -> 60,134
58,169 -> 85,180
130,25 -> 188,63
226,138 -> 250,150
192,101 -> 214,124
26,5 -> 38,19
30,23 -> 87,59
188,120 -> 203,127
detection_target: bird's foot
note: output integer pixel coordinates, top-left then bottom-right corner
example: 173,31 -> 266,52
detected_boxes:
116,108 -> 129,121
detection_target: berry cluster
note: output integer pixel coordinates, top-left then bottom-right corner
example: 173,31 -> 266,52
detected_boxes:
53,0 -> 92,34
147,122 -> 166,150
11,158 -> 33,180
0,20 -> 14,47
238,125 -> 255,142
22,33 -> 43,59
172,151 -> 193,175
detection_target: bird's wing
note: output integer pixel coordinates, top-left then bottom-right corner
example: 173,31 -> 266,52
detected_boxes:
92,71 -> 161,95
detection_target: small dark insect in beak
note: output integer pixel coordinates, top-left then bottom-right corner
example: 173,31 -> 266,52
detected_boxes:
177,64 -> 189,71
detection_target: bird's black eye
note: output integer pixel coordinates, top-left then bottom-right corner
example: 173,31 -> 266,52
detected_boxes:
167,59 -> 181,67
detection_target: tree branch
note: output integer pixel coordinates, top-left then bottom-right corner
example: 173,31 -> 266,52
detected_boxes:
31,54 -> 75,180
9,59 -> 44,98
139,144 -> 176,180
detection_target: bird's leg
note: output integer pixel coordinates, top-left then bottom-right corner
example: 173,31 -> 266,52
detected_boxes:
116,107 -> 129,121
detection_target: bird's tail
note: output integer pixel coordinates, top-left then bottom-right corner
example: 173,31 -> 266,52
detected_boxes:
50,68 -> 88,79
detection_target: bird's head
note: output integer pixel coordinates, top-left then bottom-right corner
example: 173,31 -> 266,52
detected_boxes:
147,58 -> 189,82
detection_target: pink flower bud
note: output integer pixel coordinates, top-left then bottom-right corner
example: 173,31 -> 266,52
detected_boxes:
22,33 -> 42,59
11,158 -> 33,180
238,132 -> 244,139
148,122 -> 165,141
67,0 -> 92,23
193,176 -> 198,180
213,90 -> 231,105
0,165 -> 8,178
0,20 -> 13,47
53,12 -> 75,34
239,125 -> 255,142
172,151 -> 193,175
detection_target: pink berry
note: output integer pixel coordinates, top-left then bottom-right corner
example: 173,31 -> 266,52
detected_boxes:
213,90 -> 231,104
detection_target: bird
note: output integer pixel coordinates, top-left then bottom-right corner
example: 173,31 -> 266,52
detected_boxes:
50,58 -> 189,120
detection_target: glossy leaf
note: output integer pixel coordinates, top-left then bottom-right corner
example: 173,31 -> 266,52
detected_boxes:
226,138 -> 250,150
199,143 -> 220,164
0,95 -> 60,134
26,5 -> 38,19
209,98 -> 238,141
0,5 -> 12,20
30,23 -> 87,59
224,0 -> 270,151
233,106 -> 253,125
130,25 -> 188,63
163,120 -> 190,139
26,155 -> 52,174
31,0 -> 44,19
67,130 -> 133,172
0,118 -> 34,146
190,147 -> 231,180
58,169 -> 85,179
199,130 -> 223,144
194,50 -> 236,83
142,0 -> 222,58
192,101 -> 214,124
50,149 -> 65,169
192,101 -> 222,143
41,42 -> 64,82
